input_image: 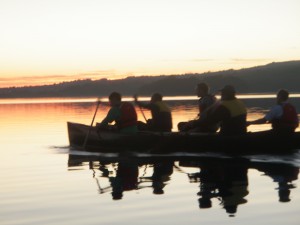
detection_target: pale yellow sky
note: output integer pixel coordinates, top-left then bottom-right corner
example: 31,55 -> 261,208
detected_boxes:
0,0 -> 299,87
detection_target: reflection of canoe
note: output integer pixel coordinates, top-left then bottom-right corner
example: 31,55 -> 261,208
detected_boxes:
67,122 -> 300,154
67,153 -> 299,215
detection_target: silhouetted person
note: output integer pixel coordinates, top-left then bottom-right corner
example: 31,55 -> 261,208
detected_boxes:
97,92 -> 138,133
247,89 -> 298,134
134,93 -> 172,132
198,85 -> 247,135
178,82 -> 218,132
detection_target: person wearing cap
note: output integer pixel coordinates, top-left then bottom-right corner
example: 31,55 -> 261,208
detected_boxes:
247,89 -> 298,134
178,82 -> 218,132
97,92 -> 138,133
134,93 -> 173,132
198,85 -> 247,135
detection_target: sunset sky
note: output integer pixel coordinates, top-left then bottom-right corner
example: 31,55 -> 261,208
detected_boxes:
0,0 -> 299,87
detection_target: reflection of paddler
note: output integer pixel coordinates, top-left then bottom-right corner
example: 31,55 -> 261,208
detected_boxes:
139,161 -> 174,195
218,161 -> 249,216
109,162 -> 139,200
182,160 -> 225,209
276,166 -> 298,203
221,183 -> 249,215
255,162 -> 299,203
197,164 -> 224,209
152,161 -> 174,194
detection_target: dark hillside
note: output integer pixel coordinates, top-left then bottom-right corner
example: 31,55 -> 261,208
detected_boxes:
0,61 -> 299,98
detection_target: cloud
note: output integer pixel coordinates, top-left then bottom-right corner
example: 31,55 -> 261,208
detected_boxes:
0,70 -> 117,88
231,58 -> 272,63
78,70 -> 116,77
161,58 -> 214,62
189,59 -> 214,62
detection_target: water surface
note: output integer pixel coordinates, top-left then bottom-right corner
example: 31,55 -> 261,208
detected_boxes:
0,96 -> 300,225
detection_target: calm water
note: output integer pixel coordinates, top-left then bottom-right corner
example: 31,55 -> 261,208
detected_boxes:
1,96 -> 300,225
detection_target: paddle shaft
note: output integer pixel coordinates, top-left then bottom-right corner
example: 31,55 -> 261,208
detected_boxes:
139,106 -> 147,122
133,95 -> 148,122
83,101 -> 100,149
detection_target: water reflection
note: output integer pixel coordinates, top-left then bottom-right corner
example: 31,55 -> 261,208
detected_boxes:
182,157 -> 299,216
67,154 -> 299,217
106,160 -> 139,200
68,155 -> 175,198
140,160 -> 174,195
184,158 -> 249,216
1,97 -> 300,225
254,162 -> 298,203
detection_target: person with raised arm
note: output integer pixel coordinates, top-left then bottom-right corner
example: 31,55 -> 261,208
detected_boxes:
134,93 -> 172,132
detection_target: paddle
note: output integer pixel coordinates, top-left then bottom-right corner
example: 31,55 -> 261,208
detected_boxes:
139,105 -> 147,122
82,99 -> 101,150
133,94 -> 147,122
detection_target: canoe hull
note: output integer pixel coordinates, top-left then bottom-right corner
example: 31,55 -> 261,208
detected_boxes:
67,122 -> 300,154
67,122 -> 163,152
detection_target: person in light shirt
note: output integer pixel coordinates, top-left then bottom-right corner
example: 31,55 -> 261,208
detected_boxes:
247,89 -> 299,134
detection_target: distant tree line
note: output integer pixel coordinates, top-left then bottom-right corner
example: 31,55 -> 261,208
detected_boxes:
0,61 -> 300,98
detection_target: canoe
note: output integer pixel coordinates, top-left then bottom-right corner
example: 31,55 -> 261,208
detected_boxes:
67,122 -> 300,154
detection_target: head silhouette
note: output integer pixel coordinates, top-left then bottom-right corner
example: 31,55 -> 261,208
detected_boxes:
109,92 -> 121,106
196,82 -> 209,97
151,93 -> 163,103
221,85 -> 236,100
276,89 -> 289,104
